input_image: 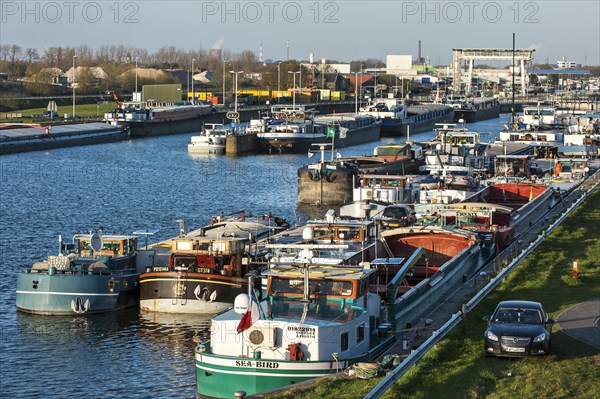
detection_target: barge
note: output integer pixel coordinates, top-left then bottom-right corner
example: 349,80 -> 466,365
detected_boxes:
103,101 -> 213,137
139,212 -> 288,314
0,122 -> 127,155
257,105 -> 381,153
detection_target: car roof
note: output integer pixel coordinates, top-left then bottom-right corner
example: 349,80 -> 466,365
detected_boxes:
497,300 -> 543,309
385,204 -> 411,209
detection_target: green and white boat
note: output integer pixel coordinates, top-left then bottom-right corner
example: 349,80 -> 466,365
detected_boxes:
195,259 -> 395,398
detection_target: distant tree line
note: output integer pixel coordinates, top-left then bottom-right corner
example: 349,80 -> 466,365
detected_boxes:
0,43 -> 397,98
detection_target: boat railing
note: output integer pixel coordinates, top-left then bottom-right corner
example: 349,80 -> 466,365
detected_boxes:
23,265 -> 137,275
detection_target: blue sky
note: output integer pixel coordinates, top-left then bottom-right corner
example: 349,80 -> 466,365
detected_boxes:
1,0 -> 598,65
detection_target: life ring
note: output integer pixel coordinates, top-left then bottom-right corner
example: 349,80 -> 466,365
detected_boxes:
517,117 -> 524,123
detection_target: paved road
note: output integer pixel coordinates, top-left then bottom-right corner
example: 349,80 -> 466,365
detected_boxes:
556,298 -> 600,349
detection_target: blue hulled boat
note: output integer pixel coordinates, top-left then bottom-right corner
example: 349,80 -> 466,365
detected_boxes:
16,232 -> 152,315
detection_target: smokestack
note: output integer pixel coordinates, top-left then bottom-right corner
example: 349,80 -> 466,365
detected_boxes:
418,40 -> 422,64
259,43 -> 263,63
210,38 -> 224,61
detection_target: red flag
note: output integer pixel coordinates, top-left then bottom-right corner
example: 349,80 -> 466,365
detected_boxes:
113,92 -> 122,108
236,290 -> 260,334
237,311 -> 252,333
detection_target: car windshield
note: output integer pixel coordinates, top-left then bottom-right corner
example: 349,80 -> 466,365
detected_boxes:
493,307 -> 542,324
383,207 -> 408,218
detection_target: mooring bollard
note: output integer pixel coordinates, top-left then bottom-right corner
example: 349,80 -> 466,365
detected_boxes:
572,260 -> 579,280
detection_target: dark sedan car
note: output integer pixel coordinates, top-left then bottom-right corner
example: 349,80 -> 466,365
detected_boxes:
376,205 -> 417,228
484,300 -> 554,357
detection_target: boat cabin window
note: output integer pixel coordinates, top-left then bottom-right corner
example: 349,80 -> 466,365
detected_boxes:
172,255 -> 197,268
361,177 -> 406,188
524,108 -> 555,116
78,238 -> 129,255
103,242 -> 121,252
126,238 -> 137,253
448,135 -> 475,145
341,332 -> 349,352
269,277 -> 353,297
313,227 -> 334,240
337,228 -> 362,241
312,226 -> 363,241
197,242 -> 211,251
357,324 -> 365,343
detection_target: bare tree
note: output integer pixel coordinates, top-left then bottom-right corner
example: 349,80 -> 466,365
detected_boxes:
25,48 -> 40,64
155,46 -> 179,69
0,44 -> 11,62
235,50 -> 260,72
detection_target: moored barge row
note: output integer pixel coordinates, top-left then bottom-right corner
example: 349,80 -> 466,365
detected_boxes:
194,226 -> 486,398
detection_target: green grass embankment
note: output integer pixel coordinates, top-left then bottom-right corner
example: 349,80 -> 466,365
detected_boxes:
276,188 -> 600,399
1,101 -> 117,121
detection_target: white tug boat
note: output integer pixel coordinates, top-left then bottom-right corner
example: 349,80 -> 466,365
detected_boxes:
195,247 -> 396,398
187,124 -> 231,154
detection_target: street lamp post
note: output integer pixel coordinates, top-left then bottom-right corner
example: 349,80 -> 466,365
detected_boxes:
191,58 -> 196,104
401,77 -> 404,100
359,64 -> 363,108
355,72 -> 358,113
135,56 -> 139,98
222,59 -> 226,106
277,62 -> 281,103
299,65 -> 302,103
374,65 -> 378,99
229,70 -> 244,114
288,70 -> 300,109
72,55 -> 77,118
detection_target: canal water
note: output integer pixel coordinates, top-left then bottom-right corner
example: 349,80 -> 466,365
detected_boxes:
0,115 -> 508,398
